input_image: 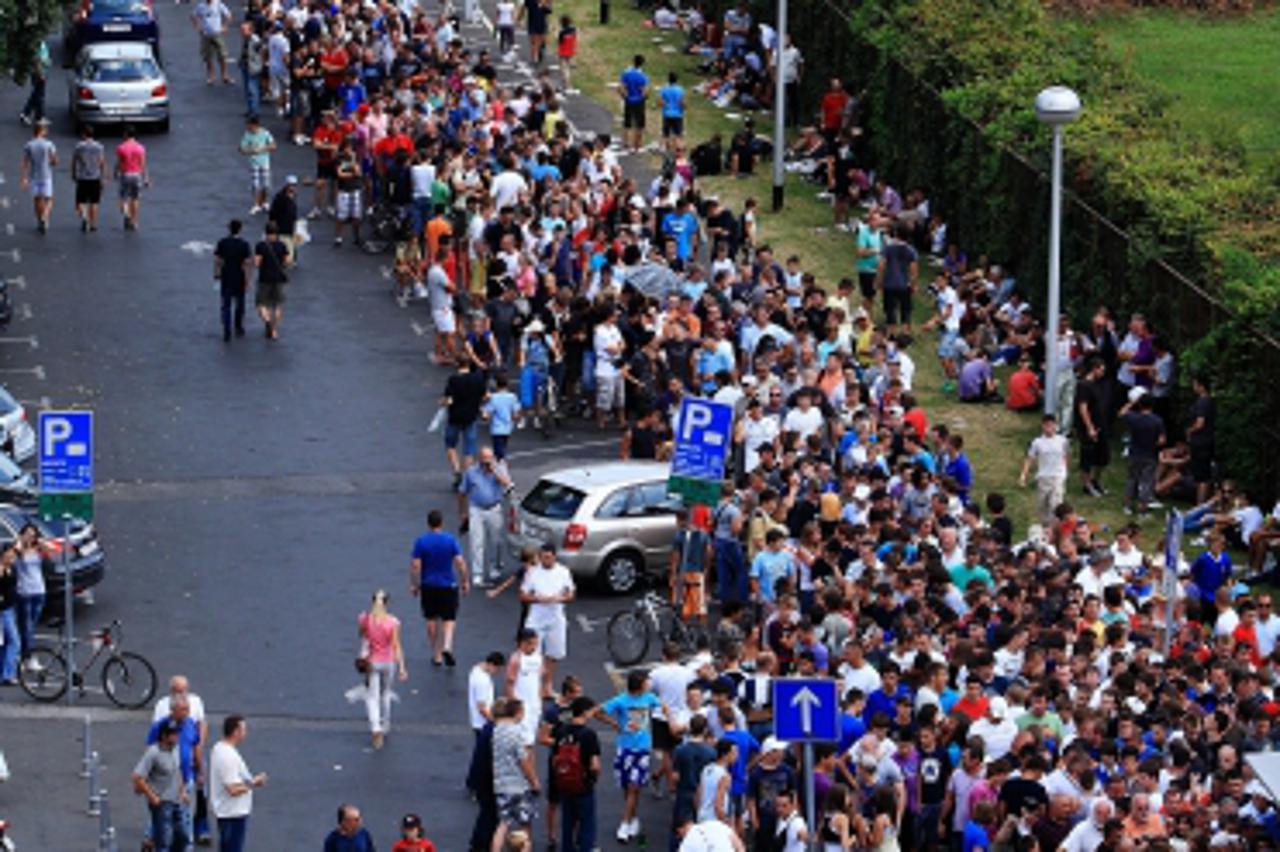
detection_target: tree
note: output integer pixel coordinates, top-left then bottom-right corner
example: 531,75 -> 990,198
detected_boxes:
1,0 -> 66,84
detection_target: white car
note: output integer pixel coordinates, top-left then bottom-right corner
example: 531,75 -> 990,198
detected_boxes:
0,387 -> 36,463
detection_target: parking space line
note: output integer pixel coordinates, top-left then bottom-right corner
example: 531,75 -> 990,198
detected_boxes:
18,396 -> 52,410
0,365 -> 45,379
504,437 -> 616,461
410,321 -> 429,337
4,224 -> 13,236
7,275 -> 26,290
17,304 -> 32,321
0,335 -> 38,348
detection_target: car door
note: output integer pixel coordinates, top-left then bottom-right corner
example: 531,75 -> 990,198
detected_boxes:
625,480 -> 680,573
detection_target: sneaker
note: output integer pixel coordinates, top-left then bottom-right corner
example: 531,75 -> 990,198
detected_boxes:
1084,481 -> 1101,498
80,218 -> 88,233
412,283 -> 428,299
616,824 -> 630,844
940,380 -> 956,394
333,237 -> 343,247
1147,499 -> 1165,509
442,650 -> 456,667
628,819 -> 642,838
306,207 -> 323,219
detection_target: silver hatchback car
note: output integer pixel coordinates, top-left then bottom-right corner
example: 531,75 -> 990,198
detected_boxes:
69,41 -> 169,132
509,461 -> 680,594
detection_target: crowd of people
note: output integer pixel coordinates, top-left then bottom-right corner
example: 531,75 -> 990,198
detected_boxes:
18,0 -> 1280,847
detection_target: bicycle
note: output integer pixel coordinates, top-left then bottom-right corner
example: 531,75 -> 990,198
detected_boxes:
606,586 -> 707,667
19,619 -> 157,709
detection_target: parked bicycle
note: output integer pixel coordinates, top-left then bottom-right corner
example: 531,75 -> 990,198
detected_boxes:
19,619 -> 157,709
606,586 -> 706,667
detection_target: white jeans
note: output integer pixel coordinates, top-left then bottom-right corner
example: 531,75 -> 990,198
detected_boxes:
365,661 -> 396,733
468,503 -> 504,582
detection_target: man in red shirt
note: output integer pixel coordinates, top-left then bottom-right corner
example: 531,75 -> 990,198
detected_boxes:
951,676 -> 990,721
820,77 -> 849,144
310,110 -> 344,218
1006,357 -> 1042,412
319,38 -> 349,102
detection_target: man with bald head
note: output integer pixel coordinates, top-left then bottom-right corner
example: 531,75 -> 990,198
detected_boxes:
1060,798 -> 1112,852
147,693 -> 203,847
154,674 -> 211,844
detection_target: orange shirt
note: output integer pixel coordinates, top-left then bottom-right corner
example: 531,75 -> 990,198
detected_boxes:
903,407 -> 928,441
425,217 -> 453,260
1007,368 -> 1042,411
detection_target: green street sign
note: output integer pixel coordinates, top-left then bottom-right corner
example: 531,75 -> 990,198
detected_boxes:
667,475 -> 720,508
38,492 -> 95,522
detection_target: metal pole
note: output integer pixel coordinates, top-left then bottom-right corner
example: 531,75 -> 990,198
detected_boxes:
1044,125 -> 1064,416
80,714 -> 93,778
97,787 -> 110,850
804,742 -> 816,851
88,750 -> 101,816
771,0 -> 788,212
63,515 -> 75,706
599,0 -> 608,25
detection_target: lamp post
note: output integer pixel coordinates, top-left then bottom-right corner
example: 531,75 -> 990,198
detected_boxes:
771,0 -> 788,211
1034,86 -> 1082,417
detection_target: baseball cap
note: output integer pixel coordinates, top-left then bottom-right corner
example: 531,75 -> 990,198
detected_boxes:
401,813 -> 422,830
988,696 -> 1008,718
284,175 -> 299,186
761,737 -> 786,754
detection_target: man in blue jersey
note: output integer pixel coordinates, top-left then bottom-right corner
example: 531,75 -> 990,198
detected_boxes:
659,72 -> 685,153
619,55 -> 649,154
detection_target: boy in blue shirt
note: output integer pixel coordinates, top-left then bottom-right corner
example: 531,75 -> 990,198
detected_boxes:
603,670 -> 668,843
715,704 -> 759,835
750,529 -> 795,608
482,374 -> 520,460
659,71 -> 685,153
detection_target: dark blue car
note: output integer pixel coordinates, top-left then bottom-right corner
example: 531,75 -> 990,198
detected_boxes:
64,0 -> 159,66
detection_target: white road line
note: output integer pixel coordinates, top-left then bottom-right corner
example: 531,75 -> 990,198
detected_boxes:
504,436 -> 617,460
17,303 -> 32,321
0,335 -> 38,348
6,276 -> 26,290
410,320 -> 429,337
2,248 -> 19,262
576,613 -> 603,634
0,197 -> 9,210
18,396 -> 52,410
4,224 -> 13,236
0,365 -> 45,379
378,264 -> 392,280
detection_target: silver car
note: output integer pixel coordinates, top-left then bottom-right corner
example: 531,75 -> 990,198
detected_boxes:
509,461 -> 681,594
69,41 -> 169,132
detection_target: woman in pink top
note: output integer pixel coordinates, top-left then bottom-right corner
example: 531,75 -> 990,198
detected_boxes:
358,589 -> 407,749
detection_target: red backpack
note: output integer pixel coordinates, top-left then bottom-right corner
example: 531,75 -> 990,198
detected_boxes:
552,731 -> 587,795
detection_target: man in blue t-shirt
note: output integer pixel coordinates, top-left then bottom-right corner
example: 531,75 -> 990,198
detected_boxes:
659,71 -> 685,152
602,670 -> 668,843
619,55 -> 649,153
662,198 -> 699,262
410,509 -> 469,667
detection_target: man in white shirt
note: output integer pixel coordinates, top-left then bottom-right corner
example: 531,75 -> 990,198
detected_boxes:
593,308 -> 625,428
781,390 -> 823,442
190,0 -> 233,85
468,652 -> 505,732
1073,549 -> 1124,599
209,715 -> 267,852
773,789 -> 809,852
677,817 -> 745,852
738,399 -> 779,473
519,543 -> 576,695
1061,798 -> 1111,852
969,696 -> 1018,761
489,155 -> 529,211
649,643 -> 695,796
1019,414 -> 1069,527
837,640 -> 881,699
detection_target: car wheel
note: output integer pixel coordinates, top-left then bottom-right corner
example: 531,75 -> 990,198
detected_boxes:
598,549 -> 643,595
157,117 -> 169,133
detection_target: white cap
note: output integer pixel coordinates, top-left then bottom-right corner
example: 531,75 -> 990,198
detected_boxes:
988,696 -> 1008,718
1128,386 -> 1147,403
853,484 -> 871,502
762,736 -> 787,754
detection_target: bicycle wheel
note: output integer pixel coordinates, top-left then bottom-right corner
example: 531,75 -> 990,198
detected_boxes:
18,646 -> 69,703
606,610 -> 651,667
102,651 -> 157,709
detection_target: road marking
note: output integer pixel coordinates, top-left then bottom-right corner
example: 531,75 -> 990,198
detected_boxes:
180,240 -> 215,257
576,613 -> 605,634
1,248 -> 19,262
0,365 -> 44,379
4,224 -> 13,236
19,396 -> 52,410
0,335 -> 38,348
504,436 -> 617,460
17,303 -> 31,321
378,264 -> 392,280
410,320 -> 429,337
7,275 -> 26,290
0,197 -> 9,210
0,172 -> 5,185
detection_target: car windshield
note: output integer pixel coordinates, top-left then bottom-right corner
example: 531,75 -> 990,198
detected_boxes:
521,480 -> 585,521
86,58 -> 158,81
90,0 -> 150,15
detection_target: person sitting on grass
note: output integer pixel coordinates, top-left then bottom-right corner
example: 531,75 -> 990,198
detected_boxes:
957,350 -> 1001,404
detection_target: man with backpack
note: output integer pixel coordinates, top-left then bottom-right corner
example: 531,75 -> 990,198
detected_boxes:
551,696 -> 602,852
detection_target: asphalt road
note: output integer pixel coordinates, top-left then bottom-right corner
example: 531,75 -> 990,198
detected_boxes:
0,1 -> 673,848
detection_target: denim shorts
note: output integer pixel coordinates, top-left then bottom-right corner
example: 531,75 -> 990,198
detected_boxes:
444,422 -> 477,456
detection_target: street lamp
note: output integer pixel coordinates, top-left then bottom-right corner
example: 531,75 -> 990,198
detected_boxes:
1035,86 -> 1082,418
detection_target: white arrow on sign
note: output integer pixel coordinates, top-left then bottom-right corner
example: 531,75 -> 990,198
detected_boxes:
180,240 -> 215,257
790,686 -> 823,733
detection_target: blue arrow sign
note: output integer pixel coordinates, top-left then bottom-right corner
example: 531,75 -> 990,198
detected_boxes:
772,678 -> 839,742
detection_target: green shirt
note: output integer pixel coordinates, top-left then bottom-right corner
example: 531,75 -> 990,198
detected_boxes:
949,563 -> 993,591
855,223 -> 883,274
1016,710 -> 1064,739
240,128 -> 274,169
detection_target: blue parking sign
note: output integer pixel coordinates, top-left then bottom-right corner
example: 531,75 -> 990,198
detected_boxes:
772,678 -> 839,742
38,410 -> 94,493
670,397 -> 734,483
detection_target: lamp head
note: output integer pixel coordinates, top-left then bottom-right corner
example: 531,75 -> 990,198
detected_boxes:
1035,86 -> 1082,126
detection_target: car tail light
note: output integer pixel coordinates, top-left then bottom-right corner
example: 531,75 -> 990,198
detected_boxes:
45,538 -> 66,556
506,505 -> 518,534
563,523 -> 587,551
78,87 -> 94,101
150,84 -> 167,98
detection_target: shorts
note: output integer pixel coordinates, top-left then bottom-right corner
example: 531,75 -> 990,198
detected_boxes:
316,161 -> 338,181
651,719 -> 676,752
530,618 -> 567,660
119,175 -> 142,200
623,101 -> 646,130
28,179 -> 52,199
614,748 -> 651,789
200,34 -> 227,64
595,371 -> 624,412
269,72 -> 288,101
1190,443 -> 1214,483
883,288 -> 912,326
250,164 -> 271,192
444,422 -> 478,457
857,271 -> 877,301
495,791 -> 536,828
336,190 -> 362,221
433,306 -> 457,334
662,116 -> 684,138
75,179 -> 102,205
938,329 -> 960,360
678,572 -> 706,619
419,585 -> 459,621
1080,433 -> 1111,470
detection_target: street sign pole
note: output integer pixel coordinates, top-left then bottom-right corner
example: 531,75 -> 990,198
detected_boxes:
1163,509 -> 1182,658
63,514 -> 72,705
804,741 -> 815,850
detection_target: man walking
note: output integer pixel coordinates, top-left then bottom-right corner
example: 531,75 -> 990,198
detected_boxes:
71,125 -> 105,232
553,695 -> 602,852
1075,356 -> 1110,497
267,176 -> 301,267
619,55 -> 649,154
442,356 -> 486,485
459,446 -> 512,588
214,220 -> 253,342
254,222 -> 289,339
152,676 -> 211,845
191,0 -> 233,85
146,694 -> 202,847
19,40 -> 50,126
520,542 -> 575,693
209,715 -> 267,852
492,698 -> 540,852
132,721 -> 189,852
1118,389 -> 1165,517
1020,414 -> 1069,527
114,125 -> 149,231
19,119 -> 56,234
410,509 -> 470,667
239,114 -> 276,216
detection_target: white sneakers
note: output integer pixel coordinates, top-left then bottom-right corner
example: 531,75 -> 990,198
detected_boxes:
616,819 -> 641,842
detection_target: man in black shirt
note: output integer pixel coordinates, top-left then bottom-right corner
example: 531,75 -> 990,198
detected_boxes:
443,357 -> 487,486
1119,391 -> 1165,516
214,219 -> 252,342
253,222 -> 290,340
550,696 -> 601,852
1186,376 -> 1216,503
267,176 -> 299,266
997,754 -> 1049,824
1075,357 -> 1110,497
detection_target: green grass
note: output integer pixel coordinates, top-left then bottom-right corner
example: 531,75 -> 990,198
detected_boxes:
561,0 -> 1149,540
1094,9 -> 1280,169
